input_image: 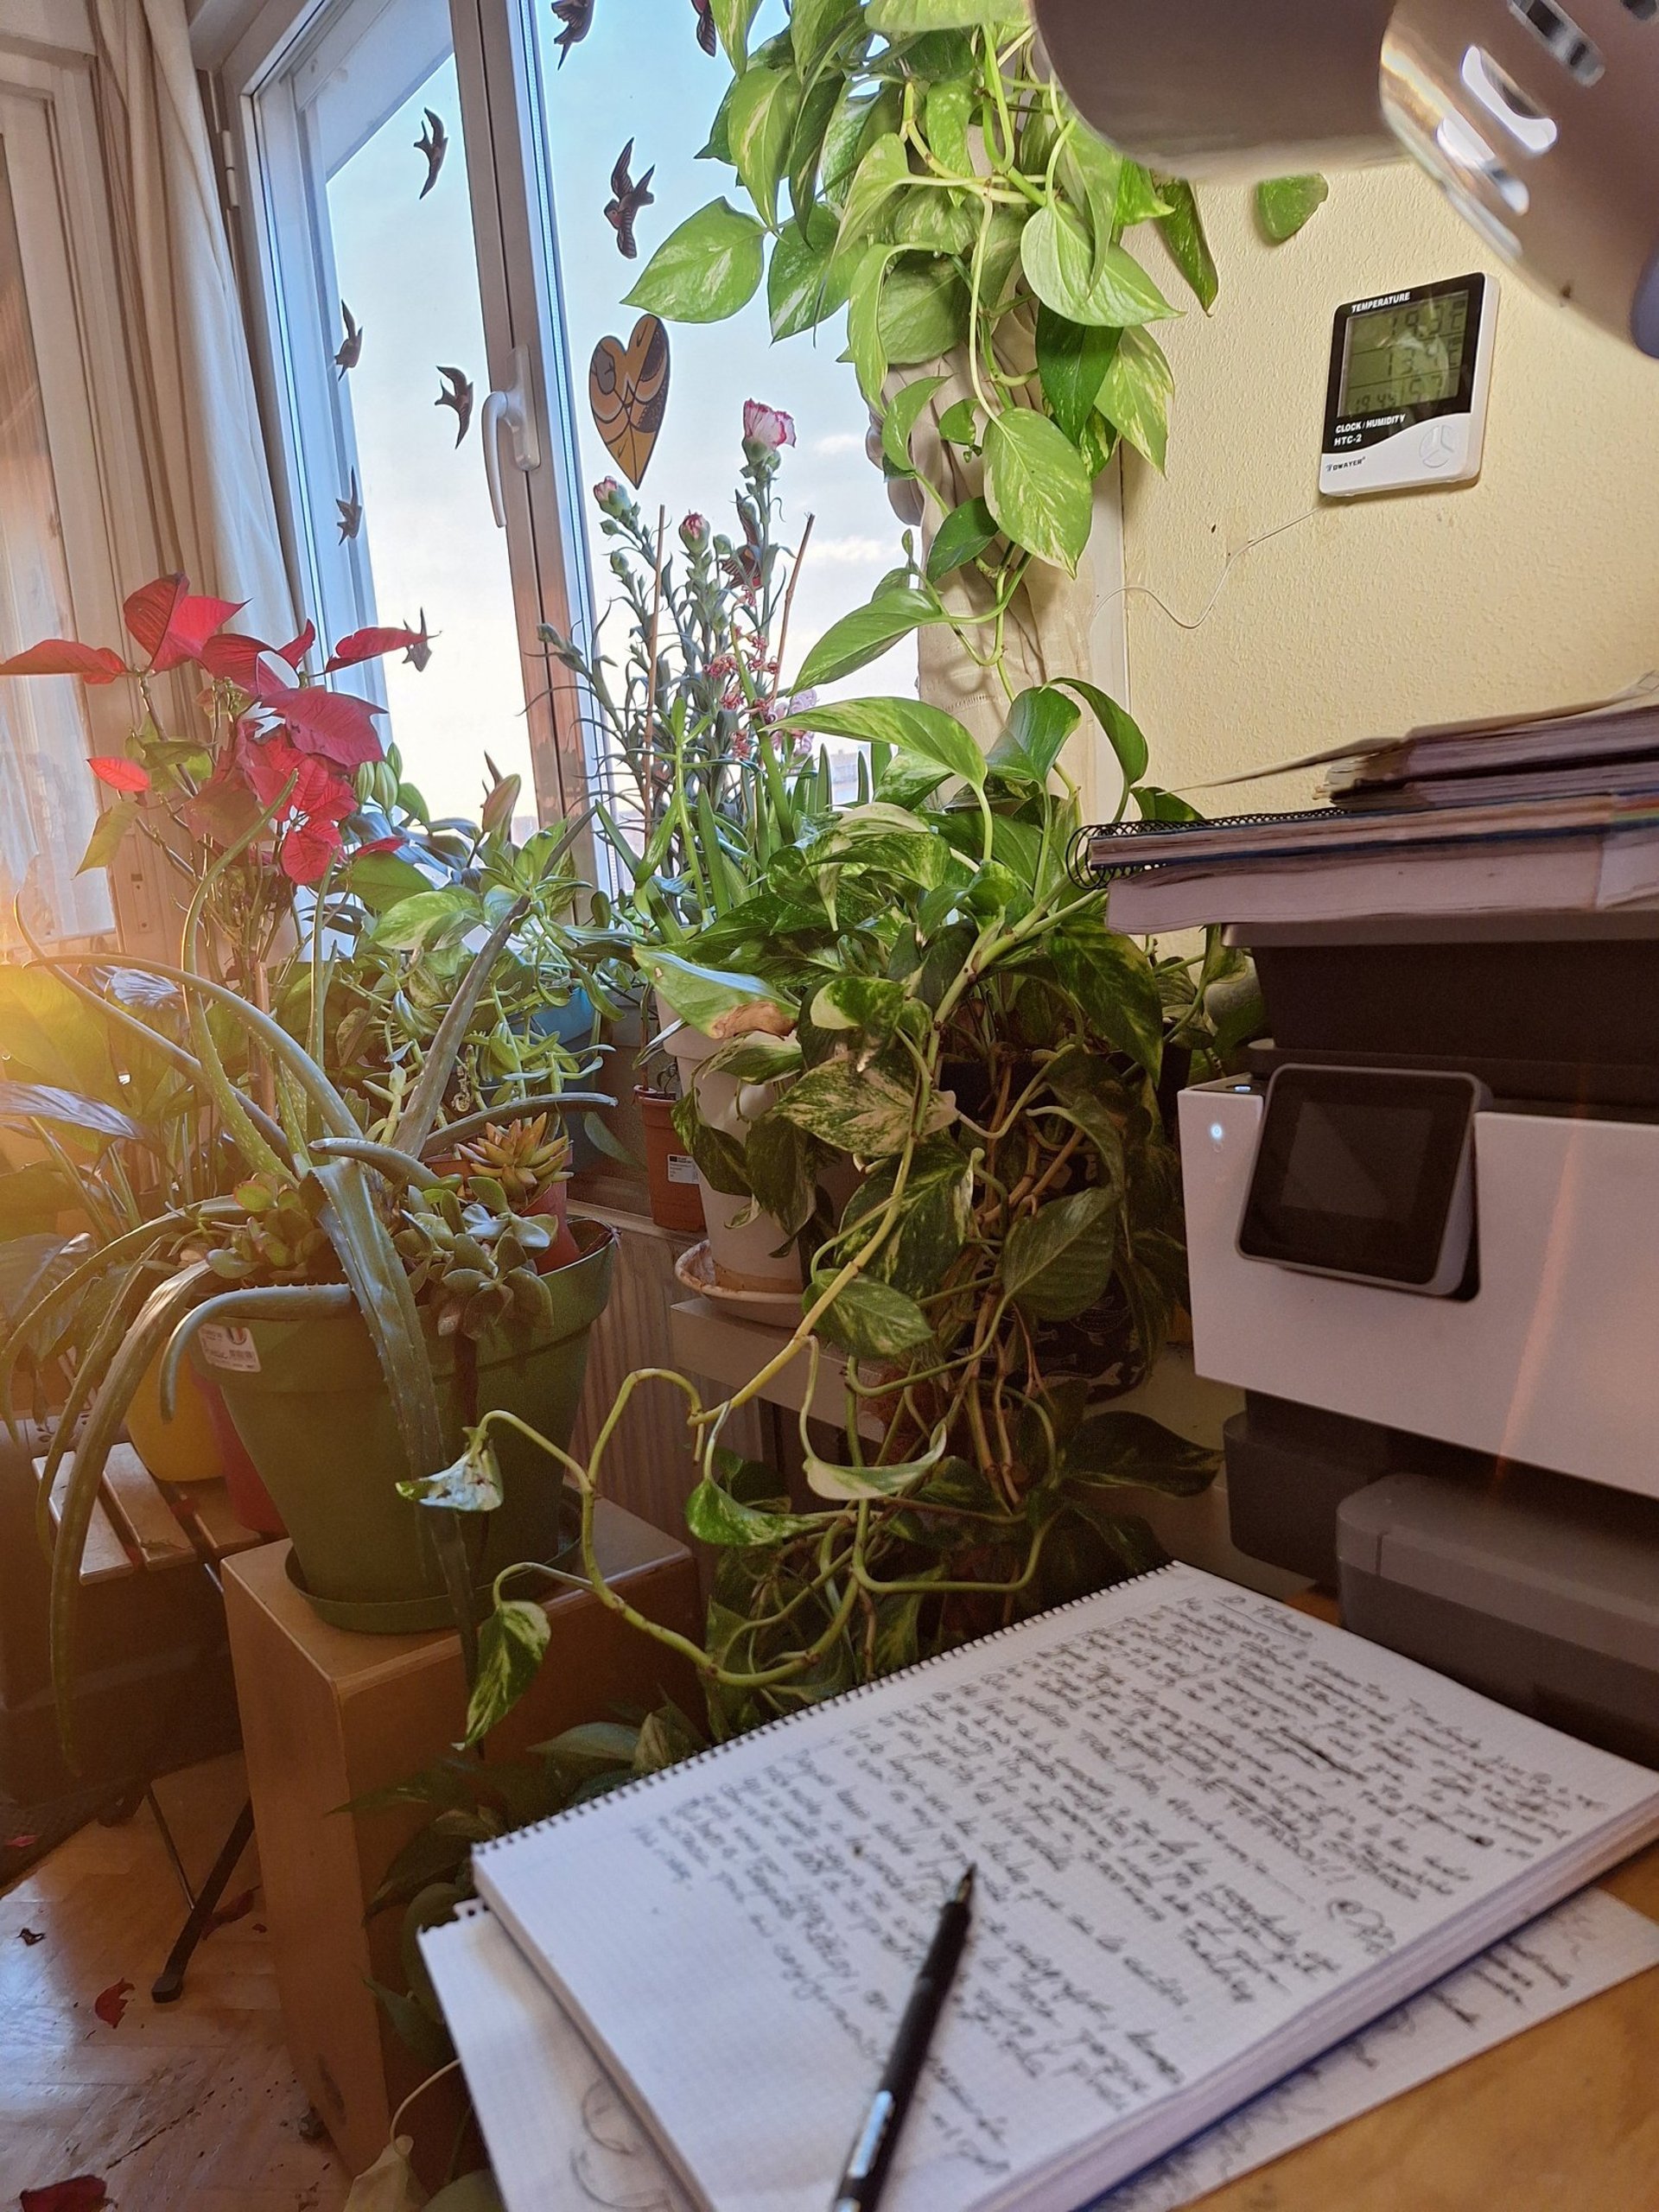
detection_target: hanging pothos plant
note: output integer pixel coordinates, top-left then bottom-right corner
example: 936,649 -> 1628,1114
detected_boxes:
624,0 -> 1218,695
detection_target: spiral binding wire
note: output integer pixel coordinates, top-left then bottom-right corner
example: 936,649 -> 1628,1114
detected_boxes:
473,1559 -> 1183,1855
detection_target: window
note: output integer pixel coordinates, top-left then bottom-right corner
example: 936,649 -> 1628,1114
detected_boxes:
534,0 -> 916,712
232,0 -> 911,837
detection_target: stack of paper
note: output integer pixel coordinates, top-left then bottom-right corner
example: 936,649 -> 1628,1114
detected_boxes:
418,1562 -> 1659,2212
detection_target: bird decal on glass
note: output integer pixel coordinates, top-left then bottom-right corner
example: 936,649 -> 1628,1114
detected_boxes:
435,365 -> 474,446
550,0 -> 594,66
403,610 -> 435,671
336,469 -> 362,542
334,300 -> 363,379
415,110 -> 448,200
690,0 -> 716,54
604,141 -> 655,261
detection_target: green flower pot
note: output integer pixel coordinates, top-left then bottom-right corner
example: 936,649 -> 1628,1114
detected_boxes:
194,1220 -> 615,1629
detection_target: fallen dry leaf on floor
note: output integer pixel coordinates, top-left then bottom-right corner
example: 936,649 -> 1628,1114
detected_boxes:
19,1926 -> 45,1944
207,1886 -> 257,1930
4,1831 -> 40,1852
20,2178 -> 108,2209
92,1978 -> 134,2028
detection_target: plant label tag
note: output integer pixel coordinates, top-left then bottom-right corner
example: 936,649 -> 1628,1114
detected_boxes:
199,1323 -> 261,1374
667,1154 -> 699,1185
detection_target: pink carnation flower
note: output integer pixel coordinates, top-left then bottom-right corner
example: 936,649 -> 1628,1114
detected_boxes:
742,401 -> 796,451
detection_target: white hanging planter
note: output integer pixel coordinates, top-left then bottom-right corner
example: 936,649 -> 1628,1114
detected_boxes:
658,1001 -> 804,1295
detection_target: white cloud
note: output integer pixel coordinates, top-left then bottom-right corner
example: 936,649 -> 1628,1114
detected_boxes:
810,534 -> 894,565
812,431 -> 867,457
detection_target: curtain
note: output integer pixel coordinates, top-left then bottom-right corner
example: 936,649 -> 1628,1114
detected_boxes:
0,154 -> 111,950
89,0 -> 294,637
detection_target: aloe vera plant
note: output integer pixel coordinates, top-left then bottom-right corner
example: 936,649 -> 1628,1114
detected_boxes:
2,809 -> 616,1763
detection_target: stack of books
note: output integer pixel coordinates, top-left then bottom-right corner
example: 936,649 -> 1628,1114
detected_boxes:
1086,682 -> 1659,933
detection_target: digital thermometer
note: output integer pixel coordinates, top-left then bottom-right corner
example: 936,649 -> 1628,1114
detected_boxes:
1319,272 -> 1497,498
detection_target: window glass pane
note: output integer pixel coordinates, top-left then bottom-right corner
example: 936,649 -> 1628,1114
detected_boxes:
0,145 -> 111,951
325,53 -> 536,832
268,0 -> 541,833
536,0 -> 917,756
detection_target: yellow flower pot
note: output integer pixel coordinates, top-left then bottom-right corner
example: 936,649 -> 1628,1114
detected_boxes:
124,1343 -> 224,1484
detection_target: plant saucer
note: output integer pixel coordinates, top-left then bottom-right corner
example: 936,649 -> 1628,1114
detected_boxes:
672,1238 -> 802,1325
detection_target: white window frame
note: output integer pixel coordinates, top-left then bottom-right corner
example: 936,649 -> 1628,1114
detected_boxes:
219,0 -> 599,830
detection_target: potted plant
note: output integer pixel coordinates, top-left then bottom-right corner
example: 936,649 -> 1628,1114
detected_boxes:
546,405 -> 847,1281
0,581 -> 623,1753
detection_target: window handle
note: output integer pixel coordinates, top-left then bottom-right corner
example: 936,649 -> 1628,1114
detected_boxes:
480,345 -> 542,529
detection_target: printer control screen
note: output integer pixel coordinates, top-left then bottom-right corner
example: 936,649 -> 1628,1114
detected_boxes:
1238,1066 -> 1479,1288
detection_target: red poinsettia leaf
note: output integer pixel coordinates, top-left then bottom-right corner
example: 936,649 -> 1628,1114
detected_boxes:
123,575 -> 243,672
20,2177 -> 107,2210
281,815 -> 344,885
238,728 -> 306,809
253,665 -> 384,769
92,1979 -> 134,2029
207,1887 -> 257,1931
322,626 -> 422,674
196,632 -> 273,688
0,640 -> 125,684
88,757 -> 151,794
353,835 -> 403,855
278,618 -> 317,670
181,753 -> 264,850
5,1830 -> 40,1851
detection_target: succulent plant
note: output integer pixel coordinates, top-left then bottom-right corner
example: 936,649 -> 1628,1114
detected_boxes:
454,1113 -> 571,1210
394,1183 -> 556,1340
204,1175 -> 339,1285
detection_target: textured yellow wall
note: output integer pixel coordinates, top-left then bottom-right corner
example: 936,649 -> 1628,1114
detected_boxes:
1119,166 -> 1659,810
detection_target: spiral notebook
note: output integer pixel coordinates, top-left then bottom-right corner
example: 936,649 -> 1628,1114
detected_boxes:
462,1562 -> 1659,2212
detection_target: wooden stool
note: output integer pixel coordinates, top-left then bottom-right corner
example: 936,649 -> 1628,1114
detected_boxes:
39,1441 -> 265,2000
224,1503 -> 702,2183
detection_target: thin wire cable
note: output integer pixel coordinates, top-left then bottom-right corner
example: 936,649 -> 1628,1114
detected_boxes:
1100,505 -> 1325,633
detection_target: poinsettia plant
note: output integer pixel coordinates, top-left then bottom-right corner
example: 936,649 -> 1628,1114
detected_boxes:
1,575 -> 430,932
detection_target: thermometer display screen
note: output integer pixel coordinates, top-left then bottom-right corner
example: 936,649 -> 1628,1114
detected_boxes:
1338,290 -> 1471,418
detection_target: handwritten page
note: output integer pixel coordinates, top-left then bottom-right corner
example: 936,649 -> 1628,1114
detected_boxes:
470,1564 -> 1659,2212
420,1887 -> 1659,2212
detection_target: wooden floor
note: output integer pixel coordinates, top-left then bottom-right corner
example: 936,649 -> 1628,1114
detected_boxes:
1,1753 -> 351,2210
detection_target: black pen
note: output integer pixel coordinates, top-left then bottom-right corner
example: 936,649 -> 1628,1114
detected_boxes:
830,1866 -> 976,2212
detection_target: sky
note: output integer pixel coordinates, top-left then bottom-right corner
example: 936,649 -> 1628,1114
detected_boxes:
325,3 -> 915,828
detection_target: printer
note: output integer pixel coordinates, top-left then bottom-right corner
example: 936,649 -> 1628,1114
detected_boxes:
1145,889 -> 1659,1768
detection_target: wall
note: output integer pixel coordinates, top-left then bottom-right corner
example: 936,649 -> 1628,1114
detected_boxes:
1119,164 -> 1659,810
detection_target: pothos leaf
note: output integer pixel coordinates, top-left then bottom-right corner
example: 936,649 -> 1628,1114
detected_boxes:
728,63 -> 802,230
1001,1186 -> 1118,1321
461,1599 -> 550,1749
805,1421 -> 948,1497
685,1474 -> 824,1547
1255,173 -> 1330,242
1154,179 -> 1219,310
626,199 -> 765,324
1020,205 -> 1174,329
1097,326 -> 1173,472
925,495 -> 998,582
795,585 -> 945,690
982,410 -> 1092,576
880,373 -> 947,476
808,1271 -> 936,1361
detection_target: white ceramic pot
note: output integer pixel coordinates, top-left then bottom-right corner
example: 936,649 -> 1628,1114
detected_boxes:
658,1000 -> 804,1294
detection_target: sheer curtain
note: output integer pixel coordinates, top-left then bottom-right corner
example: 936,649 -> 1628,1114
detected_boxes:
90,0 -> 293,633
0,153 -> 111,951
